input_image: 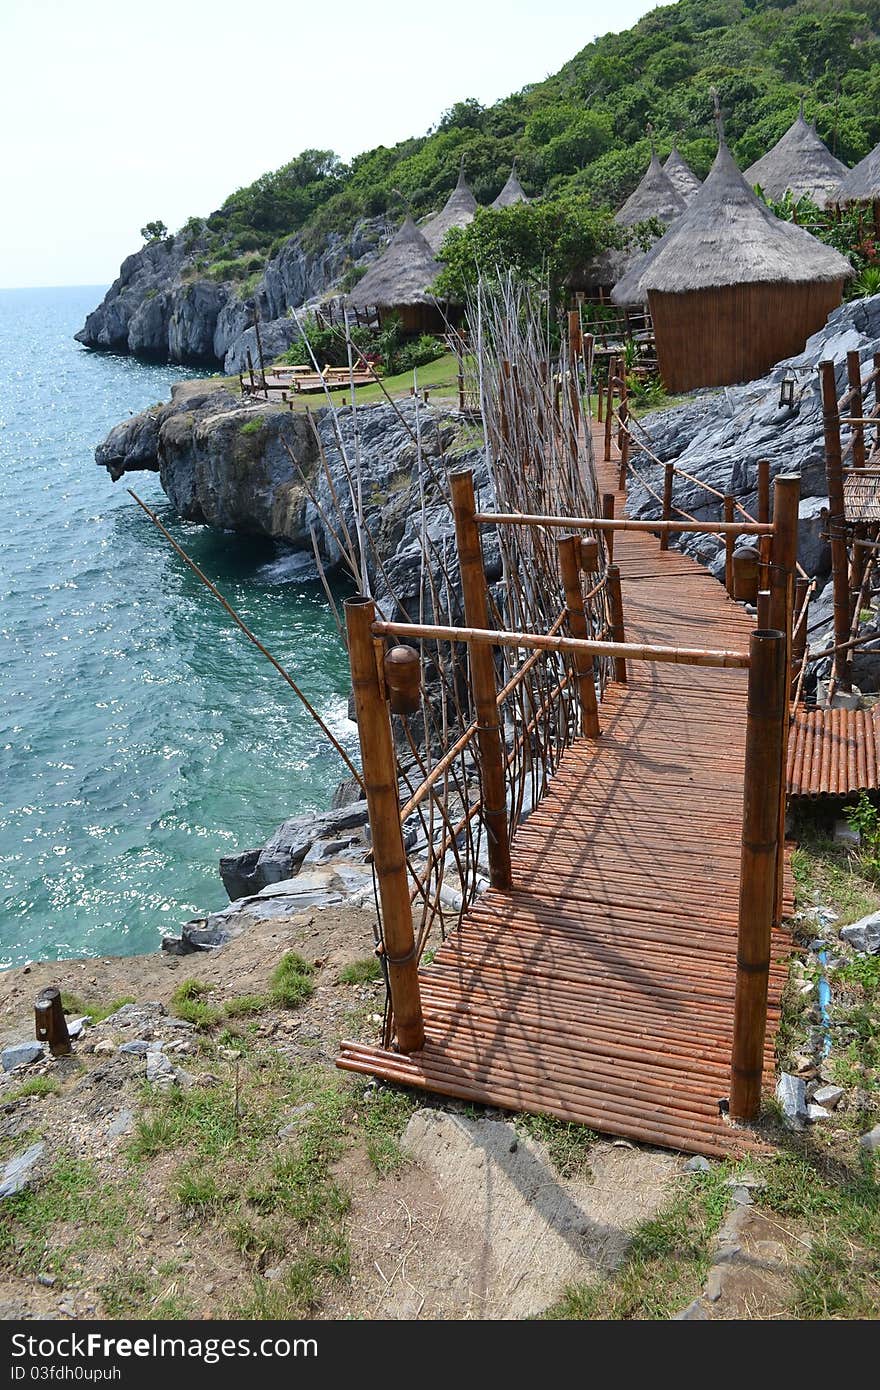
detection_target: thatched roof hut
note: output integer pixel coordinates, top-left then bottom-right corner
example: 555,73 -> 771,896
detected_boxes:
744,105 -> 847,204
662,148 -> 702,205
421,165 -> 478,252
834,137 -> 880,205
491,164 -> 529,209
616,154 -> 686,227
615,140 -> 852,391
348,216 -> 446,334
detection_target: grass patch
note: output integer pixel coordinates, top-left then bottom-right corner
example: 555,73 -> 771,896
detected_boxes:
756,1148 -> 880,1319
224,994 -> 269,1018
269,953 -> 315,1008
0,1157 -> 132,1278
174,1165 -> 231,1215
516,1112 -> 598,1180
239,417 -> 264,436
128,1075 -> 273,1163
60,993 -> 135,1024
544,1167 -> 731,1319
170,979 -> 223,1030
6,1077 -> 60,1102
790,818 -> 880,927
356,1083 -> 417,1177
338,957 -> 381,985
98,1269 -> 192,1320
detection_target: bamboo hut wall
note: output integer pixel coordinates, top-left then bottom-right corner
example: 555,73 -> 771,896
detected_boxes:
648,279 -> 845,393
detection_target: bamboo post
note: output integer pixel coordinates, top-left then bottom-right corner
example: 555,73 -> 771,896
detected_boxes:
34,987 -> 71,1058
756,589 -> 771,629
768,473 -> 800,930
729,628 -> 786,1122
344,596 -> 424,1053
724,495 -> 735,597
450,470 -> 512,890
603,358 -> 615,462
660,463 -> 673,550
557,536 -> 600,738
602,492 -> 615,563
792,577 -> 809,681
875,353 -> 880,455
606,564 -> 627,683
847,349 -> 866,470
820,360 -> 852,692
567,309 -> 581,431
617,397 -> 630,491
757,458 -> 771,587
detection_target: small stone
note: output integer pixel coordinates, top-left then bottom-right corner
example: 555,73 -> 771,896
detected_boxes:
66,1018 -> 88,1040
675,1299 -> 709,1320
0,1143 -> 46,1199
509,1139 -> 518,1154
264,1266 -> 283,1282
807,1103 -> 832,1123
858,1123 -> 880,1151
146,1052 -> 175,1086
204,1282 -> 215,1295
812,1084 -> 844,1110
1,1042 -> 45,1072
776,1072 -> 808,1129
37,1274 -> 56,1288
730,1185 -> 753,1206
704,1269 -> 724,1302
685,1155 -> 711,1172
725,1171 -> 763,1189
92,1040 -> 115,1056
107,1109 -> 134,1139
118,1040 -> 150,1056
173,1068 -> 196,1090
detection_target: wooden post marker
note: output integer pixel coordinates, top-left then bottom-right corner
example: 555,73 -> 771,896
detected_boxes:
730,628 -> 786,1121
344,596 -> 425,1053
450,470 -> 512,890
34,987 -> 71,1057
724,495 -> 735,597
768,473 -> 800,929
602,492 -> 616,563
606,564 -> 627,684
558,535 -> 600,738
660,463 -> 673,550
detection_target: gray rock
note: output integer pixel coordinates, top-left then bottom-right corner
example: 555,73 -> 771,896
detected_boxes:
776,1072 -> 808,1128
107,1109 -> 134,1139
811,1084 -> 844,1110
807,1103 -> 832,1123
840,912 -> 880,954
221,801 -> 369,900
798,496 -> 831,576
1,1042 -> 45,1072
118,1040 -> 151,1055
675,1298 -> 710,1319
66,1017 -> 87,1040
684,1155 -> 711,1172
859,1123 -> 880,1151
0,1142 -> 46,1198
146,1052 -> 175,1086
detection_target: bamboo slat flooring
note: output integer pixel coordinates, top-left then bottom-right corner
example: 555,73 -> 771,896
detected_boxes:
337,422 -> 794,1156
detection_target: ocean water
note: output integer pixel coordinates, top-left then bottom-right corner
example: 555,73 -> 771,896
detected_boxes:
0,286 -> 356,968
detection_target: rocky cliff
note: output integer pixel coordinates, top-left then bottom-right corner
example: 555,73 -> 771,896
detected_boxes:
77,217 -> 391,372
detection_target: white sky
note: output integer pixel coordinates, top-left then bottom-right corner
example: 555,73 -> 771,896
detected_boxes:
0,0 -> 666,288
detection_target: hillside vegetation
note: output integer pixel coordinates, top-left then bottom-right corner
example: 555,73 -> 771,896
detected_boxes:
171,0 -> 880,281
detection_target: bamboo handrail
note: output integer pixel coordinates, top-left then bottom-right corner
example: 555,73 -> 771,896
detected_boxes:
473,511 -> 773,536
372,619 -> 751,669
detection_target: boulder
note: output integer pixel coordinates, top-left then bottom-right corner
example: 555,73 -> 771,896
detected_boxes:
776,1072 -> 808,1129
220,802 -> 369,899
1,1041 -> 45,1072
0,1143 -> 46,1199
840,912 -> 880,954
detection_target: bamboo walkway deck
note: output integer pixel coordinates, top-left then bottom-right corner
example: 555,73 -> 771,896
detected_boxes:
338,425 -> 794,1157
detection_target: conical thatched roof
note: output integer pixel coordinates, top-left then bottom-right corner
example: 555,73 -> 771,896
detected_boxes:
613,140 -> 851,301
663,147 -> 702,204
744,107 -> 848,204
421,165 -> 478,252
491,163 -> 529,209
834,137 -> 880,204
348,217 -> 443,310
616,154 -> 686,227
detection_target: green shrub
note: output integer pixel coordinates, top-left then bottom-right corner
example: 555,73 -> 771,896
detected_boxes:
170,980 -> 223,1030
269,953 -> 315,1008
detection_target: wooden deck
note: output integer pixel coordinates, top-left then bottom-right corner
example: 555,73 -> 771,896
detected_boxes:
338,427 -> 794,1157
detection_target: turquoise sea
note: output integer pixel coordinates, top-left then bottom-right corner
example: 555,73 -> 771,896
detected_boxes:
0,286 -> 355,968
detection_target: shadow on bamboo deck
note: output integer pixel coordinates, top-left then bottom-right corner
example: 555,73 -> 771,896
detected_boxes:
337,424 -> 794,1158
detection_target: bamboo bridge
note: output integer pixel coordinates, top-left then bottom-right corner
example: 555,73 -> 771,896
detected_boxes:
337,412 -> 800,1158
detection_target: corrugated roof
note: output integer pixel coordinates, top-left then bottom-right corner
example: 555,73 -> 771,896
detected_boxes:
787,705 -> 880,798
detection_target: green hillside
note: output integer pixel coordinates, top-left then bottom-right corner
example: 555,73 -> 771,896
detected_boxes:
185,0 -> 880,277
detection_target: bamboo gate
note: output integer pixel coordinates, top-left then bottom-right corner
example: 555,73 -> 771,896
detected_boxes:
337,340 -> 801,1155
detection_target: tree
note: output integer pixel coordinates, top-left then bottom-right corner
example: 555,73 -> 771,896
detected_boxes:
140,220 -> 168,243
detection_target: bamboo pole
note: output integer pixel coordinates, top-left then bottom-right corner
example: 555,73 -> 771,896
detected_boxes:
473,511 -> 773,537
604,358 -> 615,462
792,576 -> 809,681
768,473 -> 800,930
821,359 -> 852,692
756,589 -> 771,629
660,463 -> 673,550
344,597 -> 424,1053
34,987 -> 71,1058
601,493 -> 616,562
758,458 -> 771,587
618,398 -> 630,491
372,619 -> 751,669
724,495 -> 735,597
450,470 -> 512,891
558,535 -> 600,737
729,628 -> 786,1122
847,349 -> 866,470
606,565 -> 627,684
